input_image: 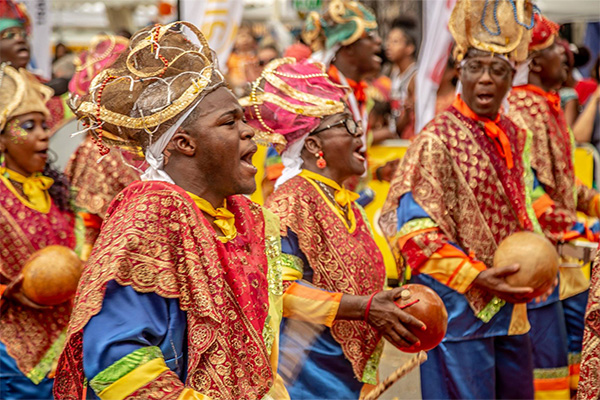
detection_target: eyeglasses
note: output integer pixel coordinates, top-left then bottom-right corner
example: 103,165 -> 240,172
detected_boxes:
361,30 -> 380,42
258,58 -> 275,67
311,118 -> 362,137
462,60 -> 513,80
0,27 -> 27,41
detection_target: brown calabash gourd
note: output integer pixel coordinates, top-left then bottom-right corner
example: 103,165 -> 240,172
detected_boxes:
493,231 -> 559,300
394,283 -> 448,353
21,245 -> 82,306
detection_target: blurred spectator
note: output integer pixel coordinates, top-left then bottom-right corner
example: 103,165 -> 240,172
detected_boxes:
115,28 -> 132,39
436,55 -> 458,114
573,57 -> 600,151
52,42 -> 70,64
48,53 -> 76,95
284,42 -> 311,61
245,43 -> 279,83
558,40 -> 580,127
575,46 -> 598,105
226,24 -> 257,93
385,15 -> 419,139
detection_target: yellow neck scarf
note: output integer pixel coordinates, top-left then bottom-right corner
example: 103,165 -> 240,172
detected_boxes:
186,191 -> 237,243
300,169 -> 359,207
0,167 -> 54,213
299,169 -> 359,232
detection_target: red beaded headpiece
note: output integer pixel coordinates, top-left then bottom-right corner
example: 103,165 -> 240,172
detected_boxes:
529,13 -> 560,52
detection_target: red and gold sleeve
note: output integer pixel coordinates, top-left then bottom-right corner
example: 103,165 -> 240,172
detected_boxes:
398,221 -> 486,293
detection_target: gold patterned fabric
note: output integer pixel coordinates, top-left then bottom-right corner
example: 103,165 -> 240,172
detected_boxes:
0,181 -> 75,380
578,254 -> 600,399
64,136 -> 140,219
53,181 -> 274,400
380,107 -> 534,314
508,87 -> 584,241
267,174 -> 386,382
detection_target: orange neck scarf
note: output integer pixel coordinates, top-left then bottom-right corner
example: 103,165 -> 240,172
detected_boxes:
452,95 -> 514,169
328,64 -> 367,103
513,84 -> 562,115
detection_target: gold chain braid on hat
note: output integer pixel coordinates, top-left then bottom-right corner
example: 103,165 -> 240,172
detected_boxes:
71,21 -> 224,153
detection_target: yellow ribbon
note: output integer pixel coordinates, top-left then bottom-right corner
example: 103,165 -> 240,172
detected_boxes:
299,169 -> 359,232
300,169 -> 359,207
186,191 -> 237,243
0,167 -> 53,213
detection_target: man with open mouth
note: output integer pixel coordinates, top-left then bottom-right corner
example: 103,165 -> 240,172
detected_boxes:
53,22 -> 288,400
508,13 -> 600,399
380,0 -> 539,398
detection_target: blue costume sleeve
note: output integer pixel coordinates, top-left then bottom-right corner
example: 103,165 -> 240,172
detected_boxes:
82,281 -> 188,384
396,193 -> 431,230
281,229 -> 312,283
396,192 -> 468,254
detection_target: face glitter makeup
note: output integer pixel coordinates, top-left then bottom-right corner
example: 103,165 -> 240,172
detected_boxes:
6,118 -> 28,144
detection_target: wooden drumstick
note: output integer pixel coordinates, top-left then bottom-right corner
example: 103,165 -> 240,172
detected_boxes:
362,350 -> 428,400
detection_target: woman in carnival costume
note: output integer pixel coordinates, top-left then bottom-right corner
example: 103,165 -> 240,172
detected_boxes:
0,64 -> 76,399
243,58 -> 425,399
65,33 -> 140,261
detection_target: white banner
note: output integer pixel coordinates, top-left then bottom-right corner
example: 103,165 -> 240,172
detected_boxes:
22,0 -> 51,80
180,0 -> 244,73
414,0 -> 456,133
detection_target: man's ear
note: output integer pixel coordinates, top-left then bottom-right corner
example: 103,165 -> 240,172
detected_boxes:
169,128 -> 196,157
303,135 -> 323,155
529,55 -> 543,73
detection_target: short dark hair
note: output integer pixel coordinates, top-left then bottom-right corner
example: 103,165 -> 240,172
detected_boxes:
390,15 -> 420,57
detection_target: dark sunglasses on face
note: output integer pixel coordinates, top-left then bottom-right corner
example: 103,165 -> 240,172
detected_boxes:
0,27 -> 27,41
310,118 -> 362,137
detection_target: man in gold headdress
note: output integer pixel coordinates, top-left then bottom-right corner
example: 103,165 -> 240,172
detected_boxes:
302,0 -> 381,142
380,0 -> 538,397
53,22 -> 287,400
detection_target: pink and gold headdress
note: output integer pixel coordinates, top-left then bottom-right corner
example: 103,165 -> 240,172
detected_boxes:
241,57 -> 348,152
69,34 -> 129,97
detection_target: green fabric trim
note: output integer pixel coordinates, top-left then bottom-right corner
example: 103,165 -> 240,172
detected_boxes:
361,340 -> 383,384
263,209 -> 284,298
398,218 -> 438,237
89,346 -> 163,394
265,154 -> 282,167
475,296 -> 506,323
522,129 -> 543,235
356,204 -> 373,236
280,253 -> 304,274
262,208 -> 284,355
0,19 -> 22,32
26,330 -> 66,384
568,352 -> 582,366
533,366 -> 569,379
569,127 -> 578,205
531,185 -> 546,202
73,207 -> 86,258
